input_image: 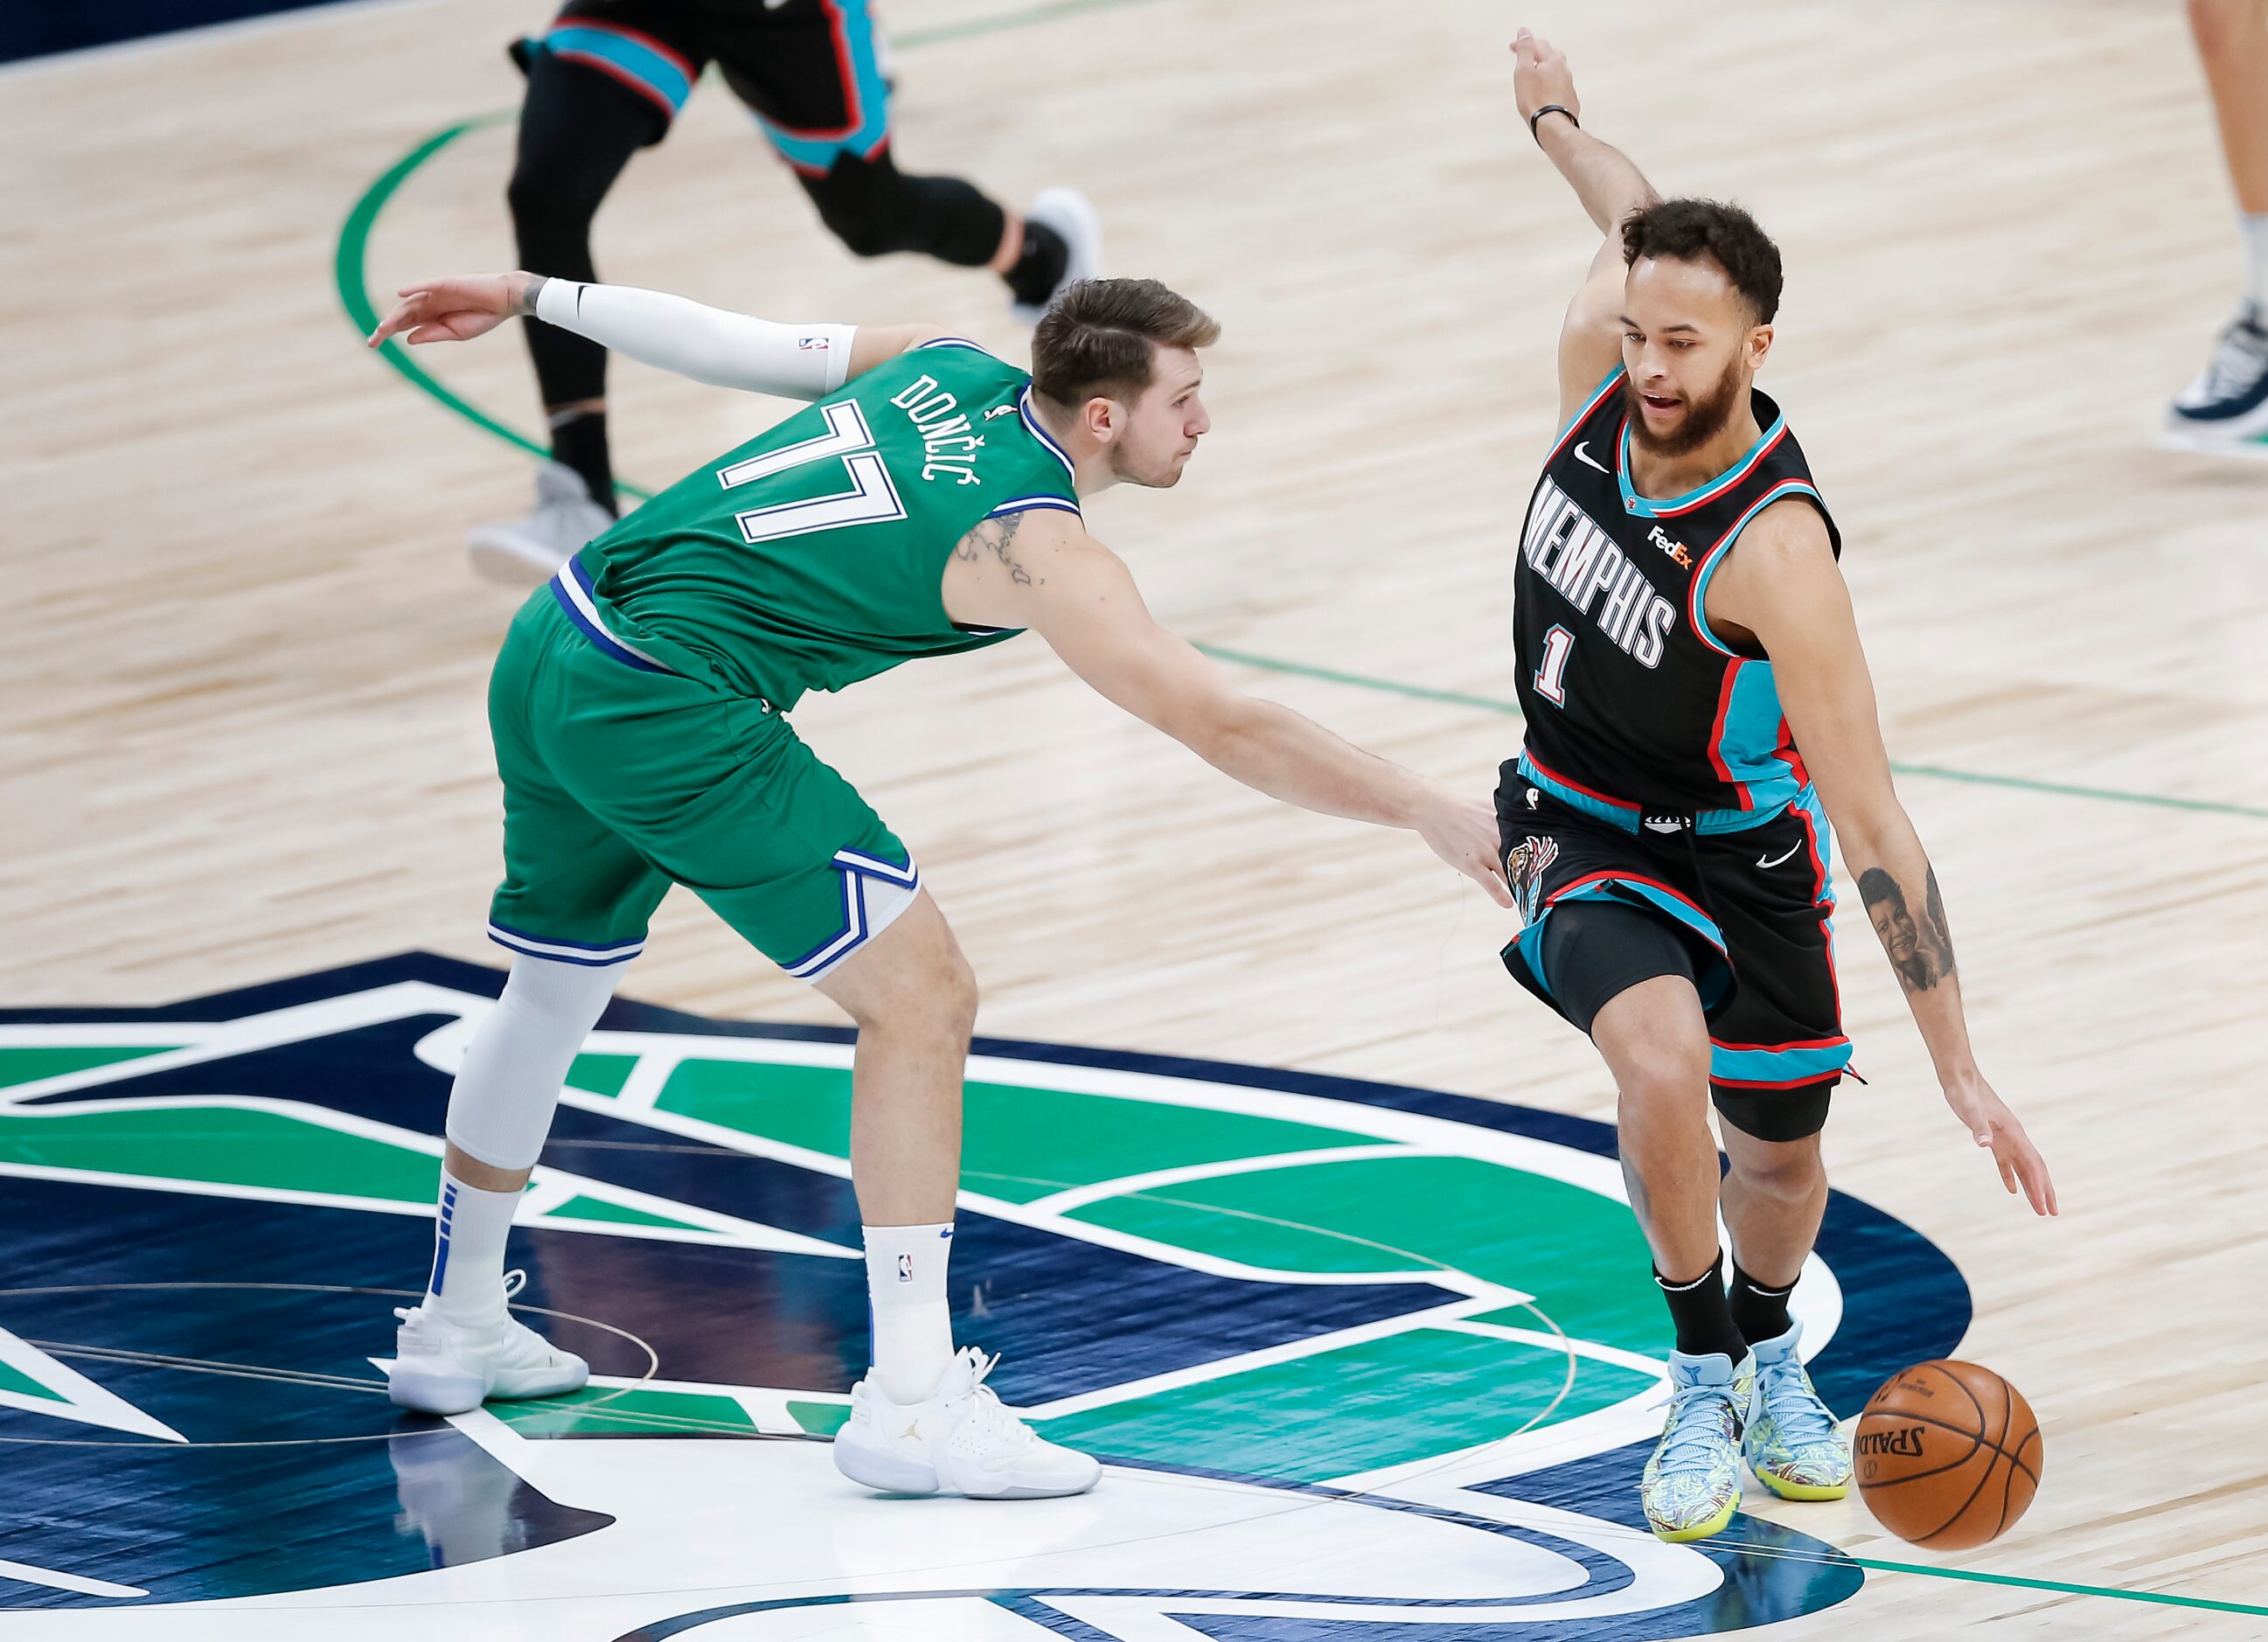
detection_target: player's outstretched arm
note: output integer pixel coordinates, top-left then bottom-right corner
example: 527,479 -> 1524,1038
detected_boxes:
947,512 -> 1512,907
1712,504 -> 2057,1217
367,271 -> 939,397
1511,29 -> 1662,422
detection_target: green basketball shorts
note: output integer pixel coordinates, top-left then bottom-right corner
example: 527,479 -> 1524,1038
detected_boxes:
484,584 -> 917,981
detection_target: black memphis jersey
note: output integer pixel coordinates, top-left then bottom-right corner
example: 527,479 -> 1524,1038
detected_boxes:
1510,368 -> 1842,825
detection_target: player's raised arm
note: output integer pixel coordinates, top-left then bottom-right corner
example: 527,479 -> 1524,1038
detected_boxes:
367,270 -> 938,397
946,510 -> 1511,907
1709,502 -> 2057,1217
1511,29 -> 1662,423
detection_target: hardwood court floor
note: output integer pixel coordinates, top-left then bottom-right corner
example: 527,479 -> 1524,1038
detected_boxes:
3,0 -> 2265,1633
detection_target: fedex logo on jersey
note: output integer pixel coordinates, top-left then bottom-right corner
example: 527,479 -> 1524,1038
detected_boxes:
1521,477 -> 1679,668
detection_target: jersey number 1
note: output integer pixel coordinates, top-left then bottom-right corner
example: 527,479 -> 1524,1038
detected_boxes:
715,401 -> 908,544
1534,624 -> 1575,706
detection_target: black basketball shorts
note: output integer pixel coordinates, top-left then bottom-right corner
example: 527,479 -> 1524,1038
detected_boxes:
524,0 -> 892,173
1494,773 -> 1852,1141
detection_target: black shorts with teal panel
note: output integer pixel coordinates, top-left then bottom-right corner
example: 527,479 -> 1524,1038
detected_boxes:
1495,767 -> 1853,1124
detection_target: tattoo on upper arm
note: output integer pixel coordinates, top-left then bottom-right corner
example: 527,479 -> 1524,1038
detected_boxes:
952,511 -> 1044,587
1857,864 -> 1956,993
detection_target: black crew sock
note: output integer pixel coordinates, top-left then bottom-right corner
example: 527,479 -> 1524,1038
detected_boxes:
548,408 -> 618,518
1003,219 -> 1070,309
1729,1261 -> 1798,1346
1654,1253 -> 1748,1362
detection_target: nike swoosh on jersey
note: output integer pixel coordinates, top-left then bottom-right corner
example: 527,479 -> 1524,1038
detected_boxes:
1574,441 -> 1609,473
1757,843 -> 1804,869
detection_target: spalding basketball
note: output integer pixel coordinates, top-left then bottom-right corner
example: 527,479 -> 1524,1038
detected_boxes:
1855,1359 -> 2041,1548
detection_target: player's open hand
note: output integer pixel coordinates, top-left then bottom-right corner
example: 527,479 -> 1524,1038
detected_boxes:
367,272 -> 532,349
1944,1073 -> 2057,1216
1511,28 -> 1579,128
1418,791 -> 1514,909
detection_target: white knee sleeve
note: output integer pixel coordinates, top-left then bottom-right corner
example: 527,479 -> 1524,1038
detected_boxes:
443,955 -> 620,1172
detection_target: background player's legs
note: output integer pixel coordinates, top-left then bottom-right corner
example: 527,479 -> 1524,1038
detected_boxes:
2171,0 -> 2268,439
470,52 -> 662,580
810,887 -> 977,1403
792,149 -> 1077,315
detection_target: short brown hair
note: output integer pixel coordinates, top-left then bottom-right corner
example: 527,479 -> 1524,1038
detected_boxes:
1030,278 -> 1220,406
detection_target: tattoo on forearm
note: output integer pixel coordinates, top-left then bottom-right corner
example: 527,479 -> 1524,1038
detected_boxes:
952,511 -> 1043,587
1858,864 -> 1957,993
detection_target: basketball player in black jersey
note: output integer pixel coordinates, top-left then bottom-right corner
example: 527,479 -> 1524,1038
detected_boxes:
470,0 -> 1098,585
1503,31 -> 2057,1543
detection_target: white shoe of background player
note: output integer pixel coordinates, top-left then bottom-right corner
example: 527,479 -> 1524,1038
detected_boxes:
2162,304 -> 2268,455
831,1346 -> 1101,1499
386,1270 -> 588,1416
1011,188 -> 1103,324
466,459 -> 615,587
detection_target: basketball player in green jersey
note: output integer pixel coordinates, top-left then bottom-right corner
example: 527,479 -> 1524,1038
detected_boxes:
366,269 -> 1513,1499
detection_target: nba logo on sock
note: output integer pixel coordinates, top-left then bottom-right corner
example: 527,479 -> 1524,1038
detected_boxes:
897,1253 -> 914,1282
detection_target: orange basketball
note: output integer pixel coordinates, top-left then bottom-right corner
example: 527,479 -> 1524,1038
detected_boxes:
1855,1360 -> 2042,1548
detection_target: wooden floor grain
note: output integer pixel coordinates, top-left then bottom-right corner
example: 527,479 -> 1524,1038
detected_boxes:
3,0 -> 2265,1629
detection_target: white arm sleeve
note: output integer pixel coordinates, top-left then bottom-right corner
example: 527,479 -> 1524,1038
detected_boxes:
531,279 -> 855,400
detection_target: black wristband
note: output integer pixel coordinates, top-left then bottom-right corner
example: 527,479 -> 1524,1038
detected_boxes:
1527,103 -> 1577,143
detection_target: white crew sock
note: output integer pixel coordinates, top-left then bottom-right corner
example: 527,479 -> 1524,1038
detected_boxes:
2244,212 -> 2268,312
423,1169 -> 521,1327
862,1221 -> 956,1403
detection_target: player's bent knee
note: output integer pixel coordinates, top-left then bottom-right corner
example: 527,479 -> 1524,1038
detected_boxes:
1724,1133 -> 1826,1199
1612,1042 -> 1711,1119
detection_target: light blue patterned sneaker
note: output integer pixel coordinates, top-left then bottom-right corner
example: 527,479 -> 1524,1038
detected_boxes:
1639,1350 -> 1754,1542
1742,1322 -> 1852,1501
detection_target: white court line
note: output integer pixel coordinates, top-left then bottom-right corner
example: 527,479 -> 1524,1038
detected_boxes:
0,1556 -> 147,1599
1433,1319 -> 1666,1379
1021,1144 -> 1417,1216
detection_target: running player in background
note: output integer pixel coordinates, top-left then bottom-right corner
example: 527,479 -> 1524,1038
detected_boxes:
476,0 -> 1100,582
2167,0 -> 2268,451
1500,31 -> 2056,1542
365,269 -> 1510,1500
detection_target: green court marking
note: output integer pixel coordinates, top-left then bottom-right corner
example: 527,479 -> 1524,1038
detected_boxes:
0,1359 -> 66,1402
1041,1325 -> 1654,1484
565,1051 -> 637,1098
539,1193 -> 702,1230
497,1383 -> 758,1440
1842,1557 -> 2268,1619
1068,1152 -> 1663,1353
0,1046 -> 179,1089
787,1398 -> 851,1437
336,115 -> 2268,830
655,1057 -> 1383,1201
0,1104 -> 439,1201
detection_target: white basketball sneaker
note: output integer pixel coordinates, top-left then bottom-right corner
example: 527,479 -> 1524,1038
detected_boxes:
1010,188 -> 1103,324
466,460 -> 616,587
2162,304 -> 2268,456
831,1346 -> 1100,1499
386,1271 -> 588,1416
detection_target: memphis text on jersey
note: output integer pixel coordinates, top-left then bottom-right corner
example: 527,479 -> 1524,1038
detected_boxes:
1520,475 -> 1681,668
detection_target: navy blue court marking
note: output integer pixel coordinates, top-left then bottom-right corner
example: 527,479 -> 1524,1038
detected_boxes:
0,953 -> 1966,1632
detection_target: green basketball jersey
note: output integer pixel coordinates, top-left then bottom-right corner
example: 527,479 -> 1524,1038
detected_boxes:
569,339 -> 1081,709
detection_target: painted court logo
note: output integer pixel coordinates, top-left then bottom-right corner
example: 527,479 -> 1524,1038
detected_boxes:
0,955 -> 1969,1638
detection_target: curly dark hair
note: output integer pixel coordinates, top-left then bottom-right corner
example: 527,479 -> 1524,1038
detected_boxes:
1620,198 -> 1783,324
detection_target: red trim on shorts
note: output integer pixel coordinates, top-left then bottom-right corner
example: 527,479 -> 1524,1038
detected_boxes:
1710,1071 -> 1842,1091
1709,1034 -> 1850,1053
1523,748 -> 1642,816
1546,872 -> 1726,953
563,17 -> 695,81
763,0 -> 864,140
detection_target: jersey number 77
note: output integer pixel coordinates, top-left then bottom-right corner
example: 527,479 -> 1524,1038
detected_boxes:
717,402 -> 908,543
